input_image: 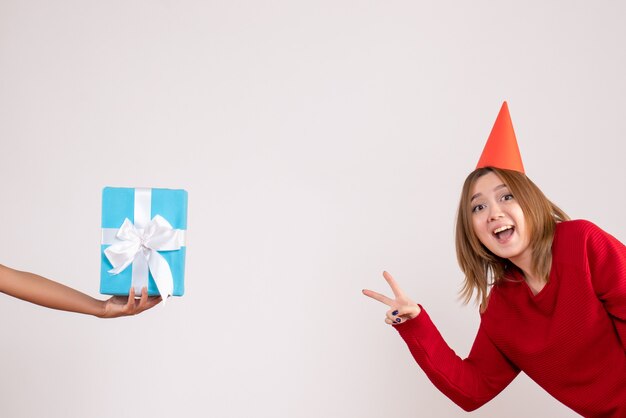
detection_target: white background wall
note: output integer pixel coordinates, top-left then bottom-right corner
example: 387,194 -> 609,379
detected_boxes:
1,1 -> 624,417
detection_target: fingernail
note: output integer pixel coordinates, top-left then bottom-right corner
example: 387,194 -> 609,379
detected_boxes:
395,318 -> 401,323
392,310 -> 398,316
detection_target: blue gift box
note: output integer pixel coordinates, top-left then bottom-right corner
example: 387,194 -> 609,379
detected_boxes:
100,187 -> 187,297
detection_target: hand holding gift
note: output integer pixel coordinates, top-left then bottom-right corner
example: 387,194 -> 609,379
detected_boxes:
0,186 -> 186,317
100,286 -> 161,318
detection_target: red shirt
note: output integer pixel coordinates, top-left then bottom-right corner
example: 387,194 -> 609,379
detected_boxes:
395,220 -> 626,416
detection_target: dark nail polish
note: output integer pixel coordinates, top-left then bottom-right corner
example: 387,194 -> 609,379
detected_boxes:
392,310 -> 398,316
395,318 -> 401,323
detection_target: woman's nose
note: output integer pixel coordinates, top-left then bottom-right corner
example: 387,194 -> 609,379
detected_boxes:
488,204 -> 504,221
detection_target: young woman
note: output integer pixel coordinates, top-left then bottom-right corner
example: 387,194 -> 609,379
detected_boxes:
363,103 -> 626,416
0,263 -> 161,318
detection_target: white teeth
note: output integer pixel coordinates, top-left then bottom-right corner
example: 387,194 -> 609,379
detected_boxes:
493,225 -> 513,234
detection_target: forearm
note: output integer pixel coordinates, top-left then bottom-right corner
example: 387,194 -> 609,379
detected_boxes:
0,264 -> 105,317
394,308 -> 518,411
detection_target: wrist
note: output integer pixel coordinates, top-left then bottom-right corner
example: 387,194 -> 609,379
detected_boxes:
94,299 -> 107,318
408,304 -> 422,319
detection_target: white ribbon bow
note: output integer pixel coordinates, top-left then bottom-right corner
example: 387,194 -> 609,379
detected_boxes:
104,215 -> 182,300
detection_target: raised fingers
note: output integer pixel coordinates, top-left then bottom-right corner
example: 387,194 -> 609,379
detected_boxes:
383,271 -> 405,299
362,289 -> 394,306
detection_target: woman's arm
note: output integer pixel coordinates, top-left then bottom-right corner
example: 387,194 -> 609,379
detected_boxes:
582,221 -> 626,349
0,264 -> 160,318
364,271 -> 519,411
394,307 -> 519,411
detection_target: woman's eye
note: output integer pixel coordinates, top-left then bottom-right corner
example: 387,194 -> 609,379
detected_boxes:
502,194 -> 514,201
472,204 -> 486,213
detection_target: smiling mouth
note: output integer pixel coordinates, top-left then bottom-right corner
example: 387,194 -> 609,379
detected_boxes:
493,225 -> 515,241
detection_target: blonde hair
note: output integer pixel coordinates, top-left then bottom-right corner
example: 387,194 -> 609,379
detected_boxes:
455,167 -> 569,311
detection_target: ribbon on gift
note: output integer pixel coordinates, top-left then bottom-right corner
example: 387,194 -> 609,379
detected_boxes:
101,188 -> 186,301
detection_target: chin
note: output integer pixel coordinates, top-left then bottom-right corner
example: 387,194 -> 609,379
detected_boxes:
488,245 -> 522,260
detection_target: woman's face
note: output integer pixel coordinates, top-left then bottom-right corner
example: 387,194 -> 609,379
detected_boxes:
469,171 -> 531,267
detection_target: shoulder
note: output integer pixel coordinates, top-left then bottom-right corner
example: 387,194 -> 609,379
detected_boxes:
553,219 -> 611,246
553,219 -> 625,269
556,219 -> 601,235
553,219 -> 598,252
556,219 -> 622,244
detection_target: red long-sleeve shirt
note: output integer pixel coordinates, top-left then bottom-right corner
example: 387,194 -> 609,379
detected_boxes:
395,220 -> 626,416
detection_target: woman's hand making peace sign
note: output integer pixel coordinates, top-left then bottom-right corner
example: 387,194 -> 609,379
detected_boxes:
362,271 -> 421,325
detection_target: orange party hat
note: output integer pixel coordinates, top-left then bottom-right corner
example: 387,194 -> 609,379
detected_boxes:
476,101 -> 525,173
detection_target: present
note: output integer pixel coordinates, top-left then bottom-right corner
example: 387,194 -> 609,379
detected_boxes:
100,187 -> 187,298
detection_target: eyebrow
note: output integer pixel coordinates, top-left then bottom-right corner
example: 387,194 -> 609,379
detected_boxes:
470,184 -> 508,202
